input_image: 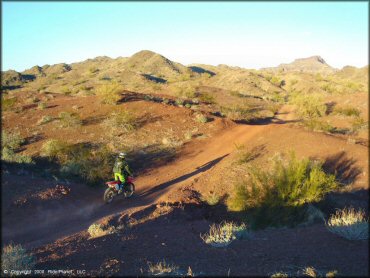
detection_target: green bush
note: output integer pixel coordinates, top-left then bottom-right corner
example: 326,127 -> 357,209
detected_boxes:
103,111 -> 137,132
58,111 -> 82,128
290,93 -> 326,119
96,82 -> 122,104
227,152 -> 337,227
41,139 -> 70,162
1,243 -> 36,271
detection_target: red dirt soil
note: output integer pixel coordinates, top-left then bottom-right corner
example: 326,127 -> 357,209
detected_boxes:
2,102 -> 368,276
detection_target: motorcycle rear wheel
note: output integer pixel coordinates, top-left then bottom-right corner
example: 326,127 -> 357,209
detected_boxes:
124,183 -> 135,198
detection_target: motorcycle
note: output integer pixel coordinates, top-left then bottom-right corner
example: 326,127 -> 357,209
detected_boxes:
103,176 -> 135,203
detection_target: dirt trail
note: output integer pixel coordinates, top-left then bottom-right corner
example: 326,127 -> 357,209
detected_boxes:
2,106 -> 367,249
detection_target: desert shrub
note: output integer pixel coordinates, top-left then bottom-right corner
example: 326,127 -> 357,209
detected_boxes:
147,260 -> 179,276
37,102 -> 47,110
290,93 -> 326,119
1,131 -> 33,163
41,139 -> 70,162
2,131 -> 24,150
333,106 -> 360,117
195,113 -> 209,123
37,115 -> 53,125
1,243 -> 36,271
103,111 -> 137,132
326,207 -> 368,240
2,97 -> 17,111
88,223 -> 114,239
58,111 -> 82,128
162,98 -> 170,105
227,152 -> 337,227
96,82 -> 122,104
320,83 -> 337,94
302,119 -> 335,133
42,140 -> 115,185
201,221 -> 249,247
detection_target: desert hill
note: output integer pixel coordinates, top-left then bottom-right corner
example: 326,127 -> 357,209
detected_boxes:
263,55 -> 336,74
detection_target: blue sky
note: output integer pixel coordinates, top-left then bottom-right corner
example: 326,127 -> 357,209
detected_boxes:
2,2 -> 368,71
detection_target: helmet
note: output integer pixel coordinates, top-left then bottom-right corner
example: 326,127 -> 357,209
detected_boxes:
118,152 -> 126,158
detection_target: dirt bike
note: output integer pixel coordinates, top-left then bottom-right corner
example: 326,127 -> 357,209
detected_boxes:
104,176 -> 135,203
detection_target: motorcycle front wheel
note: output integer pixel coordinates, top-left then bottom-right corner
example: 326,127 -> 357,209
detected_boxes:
104,188 -> 116,203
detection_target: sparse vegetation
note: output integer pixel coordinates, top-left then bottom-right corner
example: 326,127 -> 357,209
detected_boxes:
201,191 -> 221,206
201,221 -> 249,247
302,118 -> 335,133
326,207 -> 368,240
96,82 -> 123,104
1,243 -> 36,271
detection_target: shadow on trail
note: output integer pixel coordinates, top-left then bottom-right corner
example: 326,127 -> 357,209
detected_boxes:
138,154 -> 229,198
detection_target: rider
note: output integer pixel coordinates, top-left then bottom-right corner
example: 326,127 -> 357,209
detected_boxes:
113,152 -> 133,192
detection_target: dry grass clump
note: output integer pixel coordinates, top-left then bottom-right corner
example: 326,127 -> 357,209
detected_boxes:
88,223 -> 115,239
147,260 -> 179,276
103,111 -> 138,132
37,115 -> 53,125
201,191 -> 221,206
58,111 -> 82,128
195,113 -> 209,123
333,106 -> 360,117
1,243 -> 36,271
201,221 -> 249,247
96,82 -> 123,104
37,102 -> 47,110
326,207 -> 368,240
302,118 -> 335,133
